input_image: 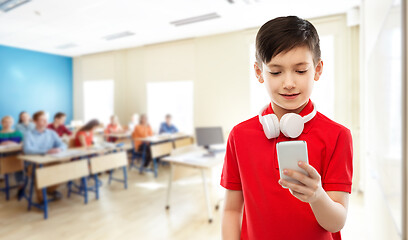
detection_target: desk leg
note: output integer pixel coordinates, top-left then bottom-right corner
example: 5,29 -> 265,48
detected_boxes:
139,143 -> 147,174
21,162 -> 29,200
94,174 -> 99,200
27,163 -> 36,211
4,173 -> 9,201
123,166 -> 128,189
82,177 -> 88,204
201,169 -> 213,223
108,170 -> 113,185
165,164 -> 173,210
42,187 -> 48,219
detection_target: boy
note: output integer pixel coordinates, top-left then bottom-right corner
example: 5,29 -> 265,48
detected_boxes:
24,111 -> 67,155
159,114 -> 178,134
221,16 -> 353,240
48,112 -> 72,137
23,111 -> 67,202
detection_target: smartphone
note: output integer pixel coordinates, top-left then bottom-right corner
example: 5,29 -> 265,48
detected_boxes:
276,140 -> 309,187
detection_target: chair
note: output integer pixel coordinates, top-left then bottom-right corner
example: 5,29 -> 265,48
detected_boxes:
89,151 -> 128,200
129,140 -> 143,169
68,138 -> 76,148
142,142 -> 173,178
35,160 -> 89,219
0,155 -> 24,200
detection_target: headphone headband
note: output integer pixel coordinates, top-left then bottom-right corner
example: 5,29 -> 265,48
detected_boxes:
302,103 -> 317,123
259,102 -> 316,121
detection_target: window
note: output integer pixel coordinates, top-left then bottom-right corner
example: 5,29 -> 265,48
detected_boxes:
83,80 -> 114,124
147,81 -> 194,134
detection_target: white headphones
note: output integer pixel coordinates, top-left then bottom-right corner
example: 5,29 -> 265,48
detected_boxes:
258,102 -> 317,139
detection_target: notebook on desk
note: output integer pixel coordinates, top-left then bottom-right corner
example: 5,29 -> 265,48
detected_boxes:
48,149 -> 86,158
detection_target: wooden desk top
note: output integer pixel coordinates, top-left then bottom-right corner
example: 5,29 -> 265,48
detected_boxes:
0,144 -> 23,154
162,146 -> 224,169
104,132 -> 132,139
18,143 -> 132,165
134,133 -> 191,144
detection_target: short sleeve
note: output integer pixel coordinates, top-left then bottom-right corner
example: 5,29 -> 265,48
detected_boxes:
322,128 -> 353,193
220,128 -> 242,191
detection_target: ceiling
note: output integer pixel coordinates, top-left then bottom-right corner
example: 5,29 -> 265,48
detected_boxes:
0,0 -> 360,57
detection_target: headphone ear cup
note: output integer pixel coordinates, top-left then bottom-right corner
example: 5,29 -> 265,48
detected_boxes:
279,113 -> 304,138
261,114 -> 280,139
271,114 -> 280,137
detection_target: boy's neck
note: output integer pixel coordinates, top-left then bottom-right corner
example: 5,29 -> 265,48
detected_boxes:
1,128 -> 12,133
271,100 -> 309,120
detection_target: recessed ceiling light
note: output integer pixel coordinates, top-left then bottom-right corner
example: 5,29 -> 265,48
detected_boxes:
170,12 -> 221,27
56,43 -> 78,49
0,0 -> 30,12
103,31 -> 135,41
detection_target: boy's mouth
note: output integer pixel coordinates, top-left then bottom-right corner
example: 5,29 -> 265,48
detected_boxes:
280,93 -> 300,99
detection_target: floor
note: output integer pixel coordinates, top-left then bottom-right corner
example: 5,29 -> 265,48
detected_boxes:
0,164 -> 366,240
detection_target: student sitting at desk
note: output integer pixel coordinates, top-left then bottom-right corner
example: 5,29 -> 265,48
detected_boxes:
0,115 -> 24,198
24,111 -> 67,155
159,114 -> 178,134
132,114 -> 153,167
0,116 -> 23,145
127,113 -> 139,132
23,111 -> 67,202
47,112 -> 72,137
105,115 -> 123,142
74,119 -> 100,147
15,111 -> 34,136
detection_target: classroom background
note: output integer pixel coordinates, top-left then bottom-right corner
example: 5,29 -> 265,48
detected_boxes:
0,0 -> 407,240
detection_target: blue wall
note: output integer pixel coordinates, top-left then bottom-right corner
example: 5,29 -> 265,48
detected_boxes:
0,45 -> 73,126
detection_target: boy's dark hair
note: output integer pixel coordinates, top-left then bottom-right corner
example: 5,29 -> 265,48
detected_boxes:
33,111 -> 45,121
54,112 -> 66,120
255,16 -> 321,66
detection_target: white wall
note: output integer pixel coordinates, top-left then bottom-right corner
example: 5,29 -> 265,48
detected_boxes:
73,14 -> 358,136
360,0 -> 403,239
73,31 -> 255,136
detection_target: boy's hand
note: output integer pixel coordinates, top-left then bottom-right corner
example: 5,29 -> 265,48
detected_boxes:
47,148 -> 61,154
278,161 -> 325,203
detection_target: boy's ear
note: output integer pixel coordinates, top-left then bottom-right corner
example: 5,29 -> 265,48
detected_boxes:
254,62 -> 264,83
314,60 -> 323,81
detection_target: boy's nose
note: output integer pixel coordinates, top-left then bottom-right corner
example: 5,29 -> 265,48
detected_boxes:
283,78 -> 296,89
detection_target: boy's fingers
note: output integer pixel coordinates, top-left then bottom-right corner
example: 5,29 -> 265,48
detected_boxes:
298,162 -> 320,180
279,180 -> 313,196
283,170 -> 314,186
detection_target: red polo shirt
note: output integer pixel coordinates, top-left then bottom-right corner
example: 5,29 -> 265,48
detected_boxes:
47,123 -> 72,137
221,100 -> 353,240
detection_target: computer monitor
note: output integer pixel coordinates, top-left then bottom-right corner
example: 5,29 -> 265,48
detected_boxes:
195,127 -> 224,150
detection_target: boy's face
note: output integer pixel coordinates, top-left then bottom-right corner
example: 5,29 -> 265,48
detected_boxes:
55,116 -> 66,125
35,115 -> 48,130
2,117 -> 13,130
21,113 -> 30,123
255,46 -> 323,111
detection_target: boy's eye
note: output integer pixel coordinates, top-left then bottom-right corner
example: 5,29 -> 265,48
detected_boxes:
269,72 -> 281,75
296,70 -> 308,74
